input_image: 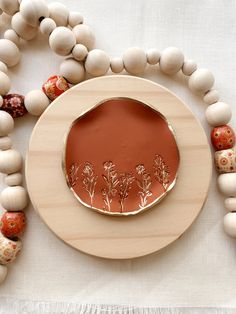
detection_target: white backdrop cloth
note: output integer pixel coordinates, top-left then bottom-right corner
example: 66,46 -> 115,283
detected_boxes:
0,0 -> 236,313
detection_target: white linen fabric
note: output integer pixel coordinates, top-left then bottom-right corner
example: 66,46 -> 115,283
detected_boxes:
0,0 -> 236,313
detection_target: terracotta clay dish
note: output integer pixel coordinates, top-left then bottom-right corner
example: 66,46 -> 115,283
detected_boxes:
64,98 -> 180,216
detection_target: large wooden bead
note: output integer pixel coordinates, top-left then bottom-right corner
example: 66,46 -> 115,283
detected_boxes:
1,94 -> 26,118
0,186 -> 28,211
48,2 -> 69,27
0,0 -> 19,15
123,47 -> 147,75
189,68 -> 215,94
0,136 -> 12,150
223,212 -> 236,237
85,49 -> 110,77
218,173 -> 236,197
60,58 -> 85,84
159,47 -> 184,75
146,48 -> 160,65
0,149 -> 22,174
5,173 -> 22,186
19,0 -> 49,26
211,125 -> 235,150
225,197 -> 236,212
49,27 -> 76,56
0,211 -> 26,238
0,61 -> 8,74
72,24 -> 95,50
0,72 -> 10,96
0,265 -> 7,284
0,111 -> 14,136
0,234 -> 22,265
205,102 -> 232,126
39,18 -> 56,37
110,57 -> 124,73
203,89 -> 220,105
4,29 -> 20,46
182,60 -> 197,76
69,11 -> 83,28
12,12 -> 38,41
0,39 -> 20,67
24,90 -> 50,116
72,44 -> 88,62
215,149 -> 236,173
42,76 -> 70,101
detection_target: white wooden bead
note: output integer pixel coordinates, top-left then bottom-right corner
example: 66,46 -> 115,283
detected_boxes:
0,136 -> 12,150
24,90 -> 50,116
146,49 -> 160,65
5,172 -> 23,186
60,58 -> 85,84
203,89 -> 220,105
0,95 -> 2,106
205,102 -> 232,127
0,265 -> 7,284
0,39 -> 20,67
223,212 -> 236,237
4,29 -> 20,46
160,47 -> 184,75
182,60 -> 197,76
189,68 -> 215,94
0,0 -> 19,15
0,111 -> 14,136
0,62 -> 7,74
110,57 -> 124,73
0,149 -> 22,174
0,186 -> 28,211
123,47 -> 147,75
85,49 -> 110,77
225,198 -> 236,212
19,0 -> 49,26
72,24 -> 95,50
40,18 -> 56,37
12,12 -> 38,41
0,71 -> 10,96
48,2 -> 69,27
72,44 -> 88,62
69,11 -> 84,28
218,173 -> 236,197
49,27 -> 76,56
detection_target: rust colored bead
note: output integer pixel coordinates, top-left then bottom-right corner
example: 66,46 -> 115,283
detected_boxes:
215,149 -> 236,173
0,211 -> 26,238
0,94 -> 27,118
42,75 -> 70,101
211,125 -> 235,151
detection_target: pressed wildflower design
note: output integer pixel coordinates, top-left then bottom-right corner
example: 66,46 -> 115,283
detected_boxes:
101,161 -> 119,211
136,164 -> 152,208
153,154 -> 170,190
119,173 -> 135,212
82,162 -> 98,206
68,163 -> 80,187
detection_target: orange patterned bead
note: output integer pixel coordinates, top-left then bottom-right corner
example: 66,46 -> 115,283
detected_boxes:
211,125 -> 235,151
42,75 -> 70,101
0,211 -> 26,238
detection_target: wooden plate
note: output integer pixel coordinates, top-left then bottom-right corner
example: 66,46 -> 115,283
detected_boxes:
25,75 -> 212,259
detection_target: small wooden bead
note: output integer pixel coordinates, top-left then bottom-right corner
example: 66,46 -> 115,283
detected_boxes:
110,57 -> 124,73
123,47 -> 147,75
72,24 -> 95,50
0,72 -> 10,96
215,149 -> 236,173
225,198 -> 236,212
69,11 -> 84,28
203,89 -> 220,105
12,12 -> 38,41
146,49 -> 160,65
0,0 -> 19,15
160,47 -> 184,75
0,39 -> 20,67
49,27 -> 76,56
4,29 -> 20,46
182,60 -> 197,76
0,136 -> 12,150
189,68 -> 215,94
218,173 -> 236,197
48,2 -> 69,27
85,49 -> 110,77
0,62 -> 7,74
5,173 -> 23,186
42,76 -> 70,101
2,94 -> 27,118
40,18 -> 56,37
223,212 -> 236,237
19,0 -> 49,26
211,125 -> 235,150
205,102 -> 232,127
0,95 -> 2,106
72,44 -> 88,62
0,265 -> 7,284
0,111 -> 14,136
0,211 -> 26,238
0,149 -> 22,174
60,58 -> 85,84
24,90 -> 50,116
0,186 -> 28,211
0,234 -> 22,265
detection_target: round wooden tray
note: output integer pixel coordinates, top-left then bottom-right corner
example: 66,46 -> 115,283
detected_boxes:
25,75 -> 212,259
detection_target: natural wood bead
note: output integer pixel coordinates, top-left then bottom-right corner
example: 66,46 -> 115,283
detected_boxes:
0,234 -> 22,264
4,29 -> 20,46
72,24 -> 95,51
0,61 -> 8,74
0,0 -> 19,15
0,186 -> 28,211
203,89 -> 220,105
0,39 -> 20,67
189,68 -> 215,94
5,172 -> 23,186
110,57 -> 124,73
72,44 -> 88,62
69,11 -> 84,28
0,149 -> 22,174
19,0 -> 49,26
85,49 -> 110,77
0,136 -> 12,150
225,198 -> 236,212
24,90 -> 50,116
0,71 -> 10,96
160,47 -> 184,75
48,2 -> 69,27
146,48 -> 160,65
205,102 -> 232,126
12,12 -> 38,41
60,58 -> 85,84
123,47 -> 147,75
0,265 -> 7,284
182,60 -> 197,76
49,27 -> 76,56
0,111 -> 14,136
218,173 -> 236,196
40,18 -> 56,37
223,212 -> 236,237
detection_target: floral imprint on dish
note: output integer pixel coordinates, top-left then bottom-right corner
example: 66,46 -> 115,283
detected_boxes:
68,163 -> 80,187
119,173 -> 135,212
101,161 -> 119,211
82,162 -> 98,206
153,154 -> 170,190
136,164 -> 152,209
